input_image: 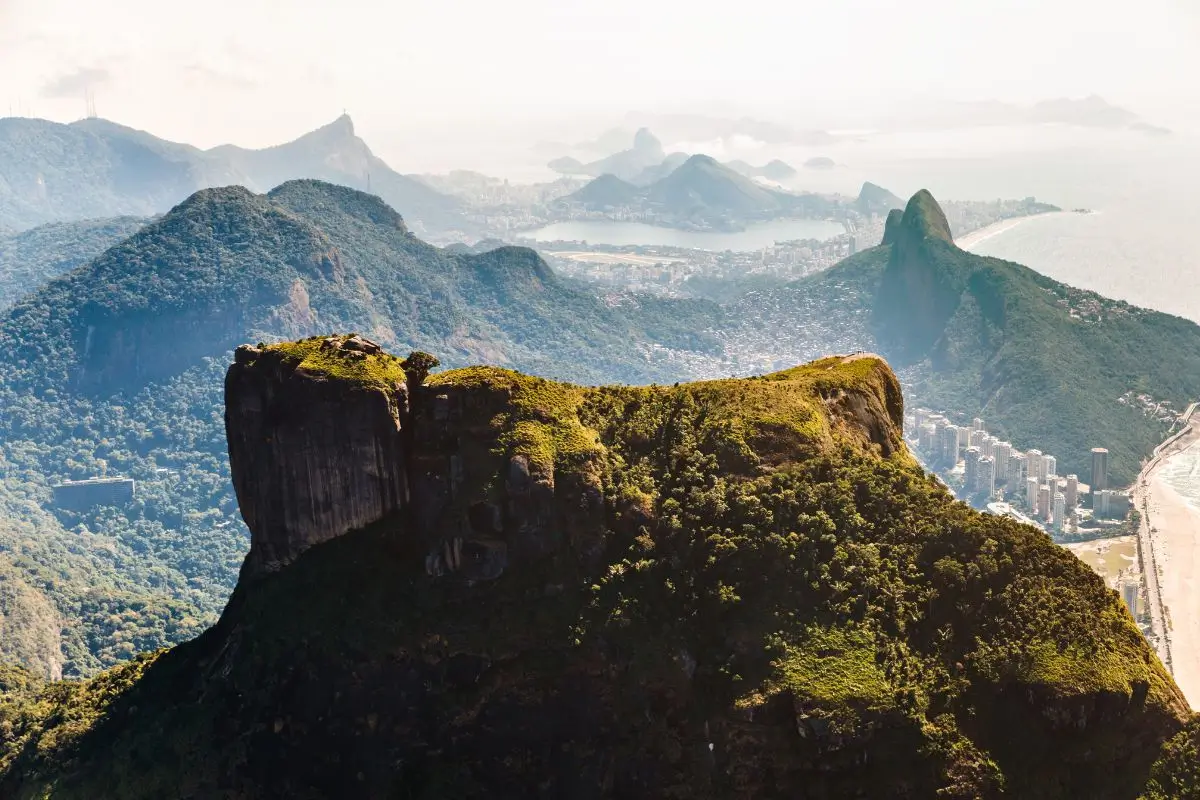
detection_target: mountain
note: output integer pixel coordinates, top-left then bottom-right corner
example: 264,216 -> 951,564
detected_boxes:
559,155 -> 833,224
0,180 -> 722,677
0,216 -> 148,310
564,174 -> 641,207
546,127 -> 665,181
630,151 -> 690,185
734,190 -> 1200,484
0,115 -> 467,237
725,159 -> 798,181
0,557 -> 62,680
761,159 -> 798,180
645,154 -> 788,215
547,155 -> 587,174
803,156 -> 836,171
0,343 -> 1192,797
856,181 -> 906,215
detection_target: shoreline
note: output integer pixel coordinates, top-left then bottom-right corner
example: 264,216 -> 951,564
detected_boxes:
1134,402 -> 1200,708
955,210 -> 1068,251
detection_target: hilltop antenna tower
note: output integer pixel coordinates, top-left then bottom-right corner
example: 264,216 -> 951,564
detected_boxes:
84,89 -> 98,119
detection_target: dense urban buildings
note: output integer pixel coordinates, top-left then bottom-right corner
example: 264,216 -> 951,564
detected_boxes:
51,477 -> 136,511
905,408 -> 1130,536
1092,447 -> 1110,492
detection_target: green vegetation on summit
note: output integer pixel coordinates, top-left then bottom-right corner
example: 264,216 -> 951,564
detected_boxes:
0,346 -> 1192,798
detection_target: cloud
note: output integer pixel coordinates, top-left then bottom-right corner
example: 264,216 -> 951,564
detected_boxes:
40,66 -> 111,99
182,63 -> 257,91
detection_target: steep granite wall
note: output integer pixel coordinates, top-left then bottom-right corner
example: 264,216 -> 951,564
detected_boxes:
225,339 -> 409,573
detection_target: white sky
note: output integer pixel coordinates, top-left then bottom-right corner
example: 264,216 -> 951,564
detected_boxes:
2,0 -> 1198,164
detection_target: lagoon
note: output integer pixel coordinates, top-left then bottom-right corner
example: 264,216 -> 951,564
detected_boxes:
518,219 -> 845,251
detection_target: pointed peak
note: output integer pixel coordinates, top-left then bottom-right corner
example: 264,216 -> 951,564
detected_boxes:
300,114 -> 358,144
881,209 -> 904,246
633,127 -> 661,152
682,153 -> 721,167
898,190 -> 953,244
856,182 -> 905,215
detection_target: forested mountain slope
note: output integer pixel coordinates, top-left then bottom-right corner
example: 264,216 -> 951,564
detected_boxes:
0,180 -> 720,677
0,343 -> 1191,798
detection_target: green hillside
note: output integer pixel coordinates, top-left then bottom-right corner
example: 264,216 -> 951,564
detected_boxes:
0,180 -> 721,677
750,190 -> 1200,485
0,217 -> 148,309
874,190 -> 1200,484
0,349 -> 1191,798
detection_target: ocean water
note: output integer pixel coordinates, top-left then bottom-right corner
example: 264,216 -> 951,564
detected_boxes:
519,218 -> 845,250
783,127 -> 1200,323
471,124 -> 1200,321
1160,442 -> 1200,512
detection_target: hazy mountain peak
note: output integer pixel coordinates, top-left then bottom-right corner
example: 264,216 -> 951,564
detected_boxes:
0,115 -> 466,235
880,208 -> 904,246
681,153 -> 720,168
268,179 -> 409,233
899,189 -> 953,244
632,127 -> 662,155
292,114 -> 359,147
856,182 -> 905,215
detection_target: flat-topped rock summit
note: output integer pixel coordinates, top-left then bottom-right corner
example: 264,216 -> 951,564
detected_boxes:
226,336 -> 906,581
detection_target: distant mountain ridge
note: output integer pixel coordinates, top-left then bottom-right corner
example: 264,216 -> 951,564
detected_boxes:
0,115 -> 467,236
564,154 -> 835,223
547,127 -> 665,182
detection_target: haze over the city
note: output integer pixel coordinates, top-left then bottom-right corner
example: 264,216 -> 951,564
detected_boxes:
3,0 -> 1200,169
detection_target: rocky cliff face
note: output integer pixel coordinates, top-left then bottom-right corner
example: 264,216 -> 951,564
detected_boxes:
225,337 -> 409,574
1,341 -> 1192,800
226,342 -> 906,585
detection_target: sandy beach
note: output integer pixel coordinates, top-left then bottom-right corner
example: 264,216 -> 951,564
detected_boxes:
956,211 -> 1069,252
1136,413 -> 1200,708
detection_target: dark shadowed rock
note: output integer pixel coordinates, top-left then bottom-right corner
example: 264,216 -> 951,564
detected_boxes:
225,341 -> 409,574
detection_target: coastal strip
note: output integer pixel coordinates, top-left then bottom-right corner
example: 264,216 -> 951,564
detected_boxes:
1133,401 -> 1200,708
956,210 -> 1068,251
